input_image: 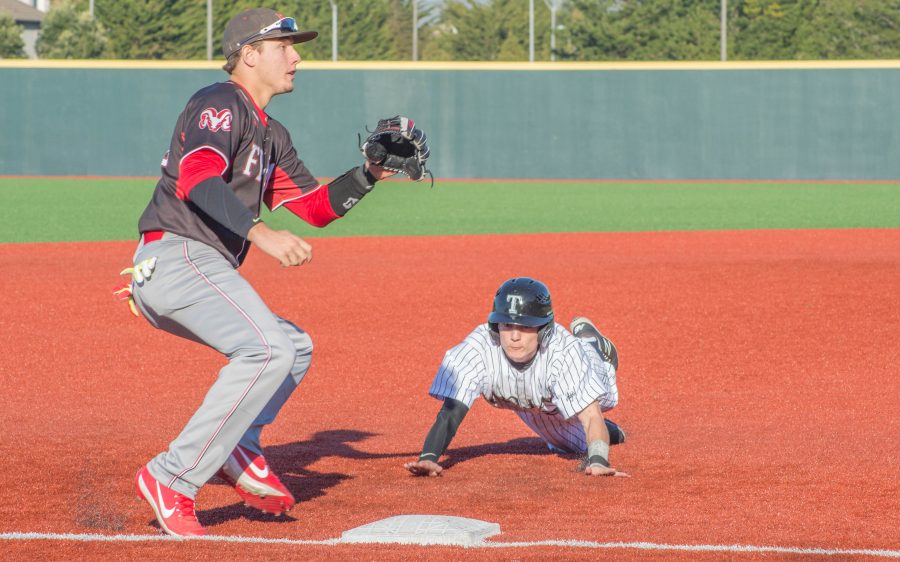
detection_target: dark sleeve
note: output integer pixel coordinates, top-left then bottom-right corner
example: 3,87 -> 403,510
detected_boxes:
418,398 -> 470,462
188,176 -> 258,238
325,165 -> 378,216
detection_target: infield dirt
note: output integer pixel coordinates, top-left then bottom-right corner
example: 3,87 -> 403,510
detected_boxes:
0,229 -> 897,560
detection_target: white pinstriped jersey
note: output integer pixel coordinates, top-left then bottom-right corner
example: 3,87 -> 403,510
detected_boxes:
428,324 -> 618,420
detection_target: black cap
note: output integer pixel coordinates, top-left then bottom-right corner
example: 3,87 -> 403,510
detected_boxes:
222,8 -> 318,58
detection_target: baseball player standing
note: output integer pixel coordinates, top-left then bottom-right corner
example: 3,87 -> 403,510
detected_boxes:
404,277 -> 629,478
124,8 -> 428,537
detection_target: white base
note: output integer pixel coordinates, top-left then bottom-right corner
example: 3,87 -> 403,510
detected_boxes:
340,514 -> 501,546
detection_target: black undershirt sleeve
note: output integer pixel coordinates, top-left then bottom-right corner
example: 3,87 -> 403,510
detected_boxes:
326,165 -> 378,216
189,176 -> 258,238
419,398 -> 470,462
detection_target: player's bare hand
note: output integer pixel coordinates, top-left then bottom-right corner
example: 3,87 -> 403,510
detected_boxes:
364,161 -> 397,181
404,460 -> 443,477
247,222 -> 312,267
584,464 -> 630,478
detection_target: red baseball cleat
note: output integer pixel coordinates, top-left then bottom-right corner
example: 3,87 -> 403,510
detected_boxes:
134,465 -> 206,537
218,445 -> 295,515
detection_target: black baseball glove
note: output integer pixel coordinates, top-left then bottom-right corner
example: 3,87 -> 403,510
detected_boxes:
361,116 -> 431,183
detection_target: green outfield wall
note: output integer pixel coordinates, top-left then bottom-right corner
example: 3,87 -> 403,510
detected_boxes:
1,61 -> 898,180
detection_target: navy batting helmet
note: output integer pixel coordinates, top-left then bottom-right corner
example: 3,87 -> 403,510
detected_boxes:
488,277 -> 554,342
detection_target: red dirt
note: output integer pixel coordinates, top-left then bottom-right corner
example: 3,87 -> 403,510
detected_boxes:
0,229 -> 897,560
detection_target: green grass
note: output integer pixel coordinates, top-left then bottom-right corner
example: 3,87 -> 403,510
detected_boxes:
0,177 -> 897,243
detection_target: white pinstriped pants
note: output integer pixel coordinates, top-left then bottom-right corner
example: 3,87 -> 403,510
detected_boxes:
515,409 -> 588,454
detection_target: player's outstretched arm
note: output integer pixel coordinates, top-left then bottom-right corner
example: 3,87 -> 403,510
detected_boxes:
405,398 -> 469,477
576,402 -> 630,478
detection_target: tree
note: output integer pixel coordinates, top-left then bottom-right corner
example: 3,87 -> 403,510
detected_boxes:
271,0 -> 432,61
729,0 -> 808,60
0,12 -> 26,58
557,0 -> 721,61
554,0 -> 632,60
422,0 -> 551,61
193,0 -> 431,60
16,0 -> 900,62
95,0 -> 206,59
45,0 -> 429,61
727,0 -> 900,60
793,0 -> 900,59
35,0 -> 110,59
627,0 -> 721,60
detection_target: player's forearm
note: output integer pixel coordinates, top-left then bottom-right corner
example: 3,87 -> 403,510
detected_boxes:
578,403 -> 612,467
584,415 -> 611,446
326,165 -> 379,216
419,398 -> 469,462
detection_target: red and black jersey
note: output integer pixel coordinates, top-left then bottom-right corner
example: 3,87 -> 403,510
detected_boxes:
138,81 -> 338,266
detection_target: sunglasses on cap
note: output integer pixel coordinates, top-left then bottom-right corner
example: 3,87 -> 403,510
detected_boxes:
237,17 -> 299,48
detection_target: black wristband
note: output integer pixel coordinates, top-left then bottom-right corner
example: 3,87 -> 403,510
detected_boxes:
588,455 -> 610,468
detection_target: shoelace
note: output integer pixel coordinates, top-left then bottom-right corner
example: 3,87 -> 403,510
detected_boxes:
174,494 -> 198,519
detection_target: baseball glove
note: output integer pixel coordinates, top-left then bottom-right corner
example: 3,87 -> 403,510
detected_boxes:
360,116 -> 431,183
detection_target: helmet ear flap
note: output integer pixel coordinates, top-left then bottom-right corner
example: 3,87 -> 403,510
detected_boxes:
488,322 -> 500,344
488,326 -> 500,345
538,321 -> 554,345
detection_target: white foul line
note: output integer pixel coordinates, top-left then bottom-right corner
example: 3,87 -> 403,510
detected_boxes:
0,532 -> 898,558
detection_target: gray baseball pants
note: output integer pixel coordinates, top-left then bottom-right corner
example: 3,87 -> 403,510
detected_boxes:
132,234 -> 313,498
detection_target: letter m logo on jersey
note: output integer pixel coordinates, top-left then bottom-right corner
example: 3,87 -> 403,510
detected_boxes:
199,108 -> 233,132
